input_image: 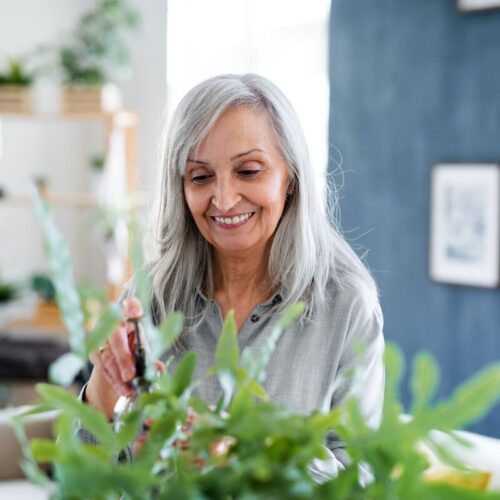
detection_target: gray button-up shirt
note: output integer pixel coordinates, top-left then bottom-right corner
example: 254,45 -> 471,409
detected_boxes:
79,279 -> 384,482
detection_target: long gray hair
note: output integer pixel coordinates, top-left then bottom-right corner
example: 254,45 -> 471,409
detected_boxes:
146,73 -> 377,328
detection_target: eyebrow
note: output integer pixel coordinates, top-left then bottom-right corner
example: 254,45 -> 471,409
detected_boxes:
187,148 -> 265,165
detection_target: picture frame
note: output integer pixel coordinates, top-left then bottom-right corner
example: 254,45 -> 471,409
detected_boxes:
458,0 -> 500,12
429,163 -> 500,288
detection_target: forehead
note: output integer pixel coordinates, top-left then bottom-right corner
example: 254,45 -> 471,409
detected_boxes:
191,105 -> 280,160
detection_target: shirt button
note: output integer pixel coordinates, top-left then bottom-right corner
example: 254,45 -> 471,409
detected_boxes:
250,314 -> 260,323
272,295 -> 282,305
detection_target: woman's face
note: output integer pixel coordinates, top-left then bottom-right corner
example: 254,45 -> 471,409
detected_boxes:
183,106 -> 290,257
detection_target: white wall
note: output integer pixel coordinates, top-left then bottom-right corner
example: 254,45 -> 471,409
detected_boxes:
0,1 -> 167,288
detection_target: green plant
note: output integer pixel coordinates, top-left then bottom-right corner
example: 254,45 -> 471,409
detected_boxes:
90,153 -> 106,172
77,281 -> 107,325
29,187 -> 122,387
0,279 -> 18,303
57,0 -> 140,85
13,188 -> 500,499
0,57 -> 33,86
30,273 -> 56,302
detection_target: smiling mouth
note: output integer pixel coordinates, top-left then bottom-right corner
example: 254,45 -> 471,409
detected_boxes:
210,212 -> 255,226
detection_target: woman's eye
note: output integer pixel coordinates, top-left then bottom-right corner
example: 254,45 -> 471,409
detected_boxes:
238,169 -> 260,178
191,174 -> 213,184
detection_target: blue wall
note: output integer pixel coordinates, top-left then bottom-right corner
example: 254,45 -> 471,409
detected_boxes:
329,0 -> 500,437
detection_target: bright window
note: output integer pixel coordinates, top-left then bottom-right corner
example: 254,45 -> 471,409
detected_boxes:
166,0 -> 331,196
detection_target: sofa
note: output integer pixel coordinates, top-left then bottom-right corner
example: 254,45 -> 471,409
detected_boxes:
0,406 -> 56,499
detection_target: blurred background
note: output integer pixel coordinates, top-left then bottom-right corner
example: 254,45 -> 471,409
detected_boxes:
0,0 -> 498,439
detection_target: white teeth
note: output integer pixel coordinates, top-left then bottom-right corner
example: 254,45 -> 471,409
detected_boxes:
214,213 -> 252,225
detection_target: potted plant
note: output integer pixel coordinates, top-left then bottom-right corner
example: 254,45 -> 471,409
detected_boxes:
89,153 -> 106,197
0,275 -> 19,327
58,0 -> 139,115
0,280 -> 18,304
29,272 -> 64,329
12,192 -> 500,499
0,56 -> 34,114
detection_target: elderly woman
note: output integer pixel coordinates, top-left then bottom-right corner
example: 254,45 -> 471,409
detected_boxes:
84,73 -> 384,479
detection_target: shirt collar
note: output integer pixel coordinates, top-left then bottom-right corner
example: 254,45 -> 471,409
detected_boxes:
195,287 -> 285,309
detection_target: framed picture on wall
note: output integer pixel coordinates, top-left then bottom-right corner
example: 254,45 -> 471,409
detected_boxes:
458,0 -> 500,12
429,164 -> 500,287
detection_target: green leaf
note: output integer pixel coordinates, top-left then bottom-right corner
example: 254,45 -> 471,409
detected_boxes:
242,303 -> 305,382
218,371 -> 237,412
230,385 -> 255,419
31,438 -> 59,462
31,186 -> 86,356
213,310 -> 239,409
153,311 -> 184,359
214,310 -> 239,374
432,364 -> 500,430
36,383 -> 118,450
410,352 -> 440,415
9,417 -> 51,487
172,351 -> 197,397
382,343 -> 405,421
48,352 -> 85,387
115,410 -> 142,449
16,403 -> 56,418
84,302 -> 122,355
247,379 -> 268,400
129,219 -> 150,310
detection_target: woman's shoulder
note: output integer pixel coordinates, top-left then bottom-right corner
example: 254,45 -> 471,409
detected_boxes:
322,274 -> 383,337
325,271 -> 380,312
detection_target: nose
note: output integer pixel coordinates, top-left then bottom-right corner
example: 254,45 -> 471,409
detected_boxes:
211,175 -> 242,213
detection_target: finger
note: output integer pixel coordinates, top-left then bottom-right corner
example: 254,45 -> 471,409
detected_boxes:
125,320 -> 151,358
108,325 -> 136,382
95,349 -> 133,397
155,360 -> 165,374
133,433 -> 148,455
122,296 -> 144,321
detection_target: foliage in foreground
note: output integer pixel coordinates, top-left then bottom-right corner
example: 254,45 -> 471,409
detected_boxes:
13,190 -> 500,499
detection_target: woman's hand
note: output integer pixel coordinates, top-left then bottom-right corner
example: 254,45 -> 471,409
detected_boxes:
85,297 -> 145,418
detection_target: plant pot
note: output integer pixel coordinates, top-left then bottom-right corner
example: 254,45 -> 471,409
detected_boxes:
34,300 -> 64,329
61,83 -> 122,115
0,85 -> 33,114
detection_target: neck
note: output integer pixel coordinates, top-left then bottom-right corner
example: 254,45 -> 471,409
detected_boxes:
213,246 -> 272,303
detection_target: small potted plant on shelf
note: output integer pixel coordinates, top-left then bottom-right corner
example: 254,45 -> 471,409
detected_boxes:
0,273 -> 19,325
0,280 -> 18,304
30,272 -> 64,329
58,0 -> 139,115
89,153 -> 106,197
0,56 -> 34,114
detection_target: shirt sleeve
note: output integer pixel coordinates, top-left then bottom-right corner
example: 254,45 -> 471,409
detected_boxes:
309,293 -> 385,483
75,383 -> 134,463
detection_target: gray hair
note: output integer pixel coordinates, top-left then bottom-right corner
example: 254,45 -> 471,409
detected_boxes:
146,73 -> 378,329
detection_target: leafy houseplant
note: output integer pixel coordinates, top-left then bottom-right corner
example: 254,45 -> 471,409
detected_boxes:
13,190 -> 500,499
31,273 -> 57,302
0,57 -> 34,113
58,0 -> 139,85
58,0 -> 139,114
0,280 -> 18,304
0,58 -> 33,86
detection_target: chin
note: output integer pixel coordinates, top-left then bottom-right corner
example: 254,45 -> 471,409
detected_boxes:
213,241 -> 256,254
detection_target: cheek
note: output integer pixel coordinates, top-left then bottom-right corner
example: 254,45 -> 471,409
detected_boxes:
264,177 -> 288,214
184,186 -> 206,217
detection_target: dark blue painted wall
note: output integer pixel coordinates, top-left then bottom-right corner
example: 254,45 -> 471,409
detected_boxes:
329,0 -> 500,437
